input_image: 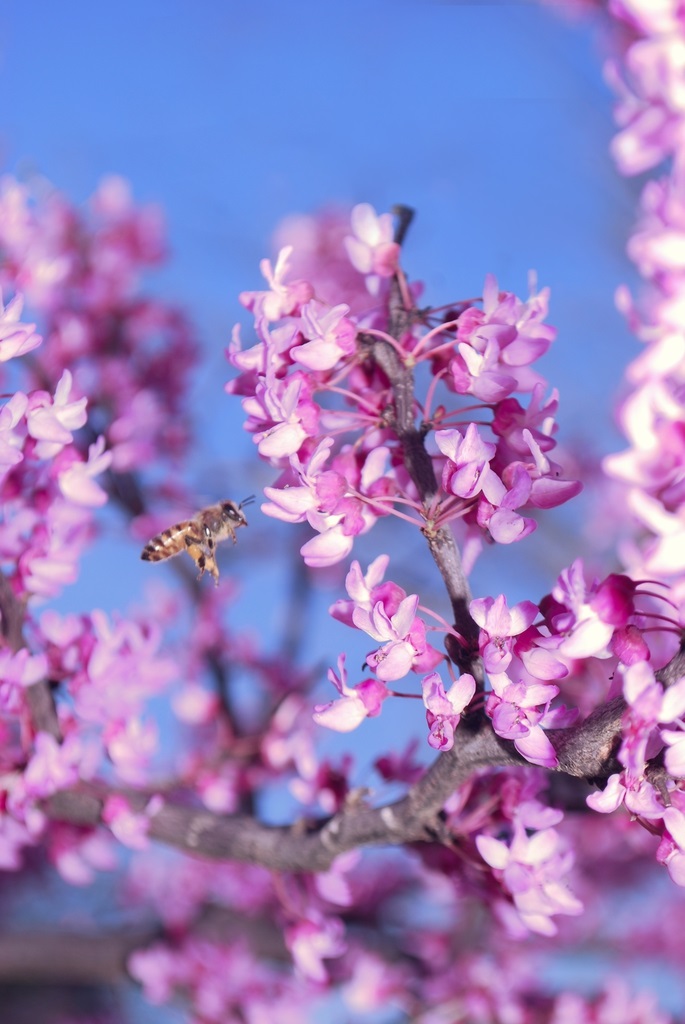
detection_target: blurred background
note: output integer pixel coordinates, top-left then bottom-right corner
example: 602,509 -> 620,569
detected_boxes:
0,2 -> 659,1019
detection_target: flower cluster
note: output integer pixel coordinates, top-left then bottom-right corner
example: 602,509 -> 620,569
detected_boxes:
601,4 -> 685,614
0,299 -> 110,600
0,174 -> 198,478
228,210 -> 579,570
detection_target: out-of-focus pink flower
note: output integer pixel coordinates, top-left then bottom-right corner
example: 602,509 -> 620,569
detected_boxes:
476,822 -> 583,936
286,915 -> 347,983
23,732 -> 84,798
0,291 -> 42,361
27,370 -> 88,458
103,794 -> 163,851
240,246 -> 314,322
344,203 -> 400,284
57,435 -> 112,506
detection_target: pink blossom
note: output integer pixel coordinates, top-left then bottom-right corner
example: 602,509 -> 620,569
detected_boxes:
486,672 -> 560,768
292,300 -> 356,371
0,391 -> 28,476
23,732 -> 84,798
245,372 -> 320,460
446,274 -> 555,400
52,827 -> 116,886
27,370 -> 88,458
314,654 -> 389,732
0,812 -> 35,871
263,440 -> 388,567
286,915 -> 347,983
344,203 -> 400,283
657,806 -> 685,886
353,593 -> 442,682
437,423 -> 496,500
104,716 -> 159,783
57,434 -> 112,506
103,795 -> 163,851
552,560 -> 617,659
476,822 -> 583,936
421,670 -> 476,750
239,246 -> 314,322
0,291 -> 42,361
470,594 -> 539,674
586,771 -> 665,817
329,555 -> 404,628
619,660 -> 685,774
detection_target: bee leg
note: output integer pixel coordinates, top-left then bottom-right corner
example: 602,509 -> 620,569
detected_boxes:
184,533 -> 212,581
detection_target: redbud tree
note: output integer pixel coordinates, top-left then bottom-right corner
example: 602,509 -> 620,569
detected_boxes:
1,3 -> 685,1022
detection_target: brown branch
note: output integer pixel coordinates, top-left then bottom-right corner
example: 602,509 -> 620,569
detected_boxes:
44,635 -> 685,874
45,723 -> 524,871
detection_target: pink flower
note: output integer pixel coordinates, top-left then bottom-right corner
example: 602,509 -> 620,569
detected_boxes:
470,594 -> 539,674
314,655 -> 389,732
292,300 -> 357,371
0,291 -> 42,362
421,670 -> 476,750
486,672 -> 560,768
329,555 -> 404,628
23,732 -> 85,798
57,435 -> 112,506
657,806 -> 685,886
476,823 -> 583,936
586,771 -> 665,817
103,794 -> 163,851
246,372 -> 320,460
344,204 -> 400,284
104,716 -> 159,783
437,423 -> 496,500
27,370 -> 88,458
353,593 -> 442,682
239,246 -> 314,322
286,915 -> 347,983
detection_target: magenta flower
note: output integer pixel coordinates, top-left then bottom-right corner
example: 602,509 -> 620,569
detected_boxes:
436,423 -> 496,500
344,203 -> 400,283
0,291 -> 42,362
421,670 -> 476,750
470,594 -> 539,674
476,822 -> 583,936
314,655 -> 389,733
486,672 -> 560,768
353,593 -> 442,682
102,795 -> 163,851
293,299 -> 357,371
57,434 -> 112,506
27,370 -> 88,458
657,806 -> 685,886
239,246 -> 314,322
246,372 -> 320,460
286,915 -> 347,983
23,732 -> 85,799
329,555 -> 405,628
586,771 -> 665,818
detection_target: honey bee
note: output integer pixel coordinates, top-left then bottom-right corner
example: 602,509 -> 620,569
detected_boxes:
141,497 -> 253,585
